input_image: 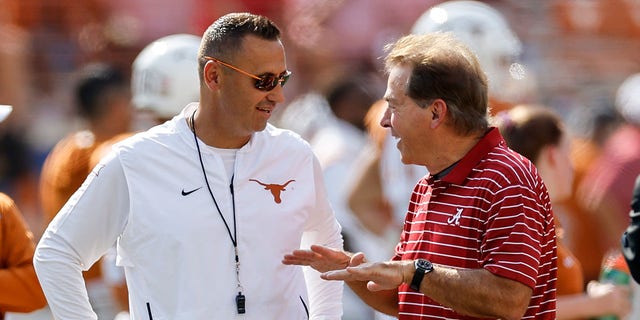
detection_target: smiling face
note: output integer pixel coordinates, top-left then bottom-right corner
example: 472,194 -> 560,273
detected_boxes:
205,35 -> 288,146
381,64 -> 433,166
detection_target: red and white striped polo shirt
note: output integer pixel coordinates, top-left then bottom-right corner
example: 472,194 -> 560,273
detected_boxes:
393,127 -> 557,319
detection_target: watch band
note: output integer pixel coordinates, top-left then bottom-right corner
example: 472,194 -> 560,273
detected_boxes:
410,258 -> 433,291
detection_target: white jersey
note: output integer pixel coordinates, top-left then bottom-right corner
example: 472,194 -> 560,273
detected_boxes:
35,104 -> 344,320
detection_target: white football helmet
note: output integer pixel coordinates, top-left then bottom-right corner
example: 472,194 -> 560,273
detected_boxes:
132,34 -> 201,119
0,105 -> 11,123
615,73 -> 640,125
411,1 -> 524,102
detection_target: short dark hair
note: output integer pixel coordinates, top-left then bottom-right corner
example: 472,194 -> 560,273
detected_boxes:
198,13 -> 281,81
75,63 -> 127,120
384,32 -> 489,136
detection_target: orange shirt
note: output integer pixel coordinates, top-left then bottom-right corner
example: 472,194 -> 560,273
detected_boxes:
563,137 -> 617,285
556,238 -> 585,296
39,131 -> 104,280
0,193 -> 47,318
555,205 -> 586,296
88,132 -> 134,169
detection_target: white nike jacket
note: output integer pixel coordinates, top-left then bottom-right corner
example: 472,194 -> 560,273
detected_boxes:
34,105 -> 344,320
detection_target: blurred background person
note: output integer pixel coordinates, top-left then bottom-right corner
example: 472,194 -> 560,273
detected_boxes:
0,3 -> 41,240
275,70 -> 384,319
37,63 -> 132,320
307,73 -> 381,251
307,73 -> 382,320
347,99 -> 425,258
562,102 -> 624,285
89,33 -> 202,166
348,100 -> 403,243
495,104 -> 631,320
0,105 -> 47,320
40,63 -> 132,227
578,72 -> 640,275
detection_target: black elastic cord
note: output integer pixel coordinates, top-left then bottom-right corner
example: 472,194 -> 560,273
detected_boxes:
190,111 -> 238,247
190,111 -> 245,314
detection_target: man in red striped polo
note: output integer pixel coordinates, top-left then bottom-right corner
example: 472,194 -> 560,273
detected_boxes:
283,32 -> 557,319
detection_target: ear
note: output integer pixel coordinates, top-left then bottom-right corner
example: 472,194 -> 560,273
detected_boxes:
203,60 -> 220,90
429,99 -> 447,129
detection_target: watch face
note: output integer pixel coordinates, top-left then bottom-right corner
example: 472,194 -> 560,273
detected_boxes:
416,259 -> 432,271
410,258 -> 433,291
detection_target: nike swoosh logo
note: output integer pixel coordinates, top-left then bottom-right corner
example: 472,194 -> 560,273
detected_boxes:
181,187 -> 202,196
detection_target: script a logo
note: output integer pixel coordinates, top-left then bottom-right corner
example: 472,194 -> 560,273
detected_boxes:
447,208 -> 463,226
249,179 -> 295,204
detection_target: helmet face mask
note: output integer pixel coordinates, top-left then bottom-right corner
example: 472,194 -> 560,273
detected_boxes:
411,0 -> 525,103
132,34 -> 202,120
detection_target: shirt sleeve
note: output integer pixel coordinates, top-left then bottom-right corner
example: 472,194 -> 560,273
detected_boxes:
34,151 -> 130,320
0,194 -> 47,313
301,155 -> 344,320
482,181 -> 554,289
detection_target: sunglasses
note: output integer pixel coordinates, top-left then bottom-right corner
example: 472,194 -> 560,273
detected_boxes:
204,56 -> 291,91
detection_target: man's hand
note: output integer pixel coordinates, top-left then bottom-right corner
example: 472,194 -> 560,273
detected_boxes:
321,260 -> 413,291
282,244 -> 366,273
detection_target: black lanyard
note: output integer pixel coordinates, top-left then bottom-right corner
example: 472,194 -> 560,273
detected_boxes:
190,111 -> 246,314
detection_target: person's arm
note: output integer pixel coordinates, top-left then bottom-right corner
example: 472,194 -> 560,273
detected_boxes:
346,146 -> 394,237
323,260 -> 532,320
34,152 -> 130,320
0,194 -> 47,313
346,281 -> 399,316
299,156 -> 344,320
556,281 -> 631,319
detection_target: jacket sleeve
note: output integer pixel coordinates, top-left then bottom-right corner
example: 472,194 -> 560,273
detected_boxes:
622,174 -> 640,283
301,155 -> 344,320
34,151 -> 130,320
0,193 -> 47,314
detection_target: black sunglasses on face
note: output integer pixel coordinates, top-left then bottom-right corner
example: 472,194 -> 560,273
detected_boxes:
204,56 -> 291,91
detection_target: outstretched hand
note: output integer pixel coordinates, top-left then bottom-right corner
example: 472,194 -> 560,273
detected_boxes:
321,260 -> 412,292
586,280 -> 632,318
283,245 -> 412,292
282,244 -> 366,273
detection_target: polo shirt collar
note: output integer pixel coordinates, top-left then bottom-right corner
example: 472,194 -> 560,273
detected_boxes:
432,127 -> 504,185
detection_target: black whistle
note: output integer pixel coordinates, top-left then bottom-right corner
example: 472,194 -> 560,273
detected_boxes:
236,292 -> 246,314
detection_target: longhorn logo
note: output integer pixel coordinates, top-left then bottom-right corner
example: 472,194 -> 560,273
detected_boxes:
249,179 -> 296,204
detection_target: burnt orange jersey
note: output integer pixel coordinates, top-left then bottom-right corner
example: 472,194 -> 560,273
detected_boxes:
89,132 -> 134,169
0,193 -> 47,318
561,137 -> 610,285
39,130 -> 104,281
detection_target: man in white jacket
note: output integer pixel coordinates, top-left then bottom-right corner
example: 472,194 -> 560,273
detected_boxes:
34,12 -> 343,320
